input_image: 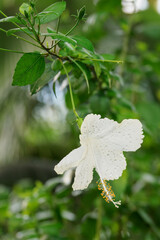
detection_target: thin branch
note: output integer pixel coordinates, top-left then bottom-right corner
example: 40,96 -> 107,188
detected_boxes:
68,56 -> 90,93
0,10 -> 37,42
41,36 -> 46,44
51,18 -> 81,49
0,28 -> 43,50
0,48 -> 27,54
74,57 -> 123,64
54,15 -> 61,52
60,60 -> 79,119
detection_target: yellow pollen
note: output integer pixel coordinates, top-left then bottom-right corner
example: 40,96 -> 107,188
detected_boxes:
97,179 -> 116,204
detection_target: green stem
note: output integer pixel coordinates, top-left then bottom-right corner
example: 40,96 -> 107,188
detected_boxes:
65,19 -> 80,36
60,60 -> 79,119
0,28 -> 43,50
27,17 -> 39,41
0,48 -> 27,54
32,5 -> 41,35
52,19 -> 80,49
75,57 -> 123,63
68,56 -> 90,93
54,16 -> 61,53
14,22 -> 37,42
0,10 -> 37,42
0,10 -> 6,17
26,18 -> 59,57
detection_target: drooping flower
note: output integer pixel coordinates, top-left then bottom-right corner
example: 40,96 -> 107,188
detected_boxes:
54,114 -> 144,208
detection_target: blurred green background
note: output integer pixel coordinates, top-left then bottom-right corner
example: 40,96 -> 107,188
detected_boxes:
0,0 -> 160,239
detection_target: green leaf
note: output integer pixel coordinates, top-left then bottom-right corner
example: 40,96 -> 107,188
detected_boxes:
58,42 -> 77,57
72,35 -> 94,52
51,59 -> 62,72
12,52 -> 45,86
36,2 -> 66,24
58,48 -> 68,57
45,29 -> 77,45
58,42 -> 89,59
93,62 -> 101,78
58,42 -> 76,55
53,81 -> 57,97
30,63 -> 56,95
0,16 -> 21,24
6,27 -> 33,36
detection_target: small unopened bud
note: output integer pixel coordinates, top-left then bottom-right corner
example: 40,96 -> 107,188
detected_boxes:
29,1 -> 35,8
19,3 -> 33,16
24,10 -> 29,19
76,117 -> 83,129
78,6 -> 86,20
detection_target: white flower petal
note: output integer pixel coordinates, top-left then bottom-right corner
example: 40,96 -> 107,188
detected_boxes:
97,152 -> 126,180
106,119 -> 144,152
54,113 -> 144,205
72,152 -> 94,190
54,146 -> 85,175
91,141 -> 126,180
80,114 -> 118,144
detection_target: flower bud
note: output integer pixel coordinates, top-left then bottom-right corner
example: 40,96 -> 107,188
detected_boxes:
19,3 -> 33,16
29,1 -> 35,8
76,117 -> 83,129
24,10 -> 29,19
78,6 -> 86,20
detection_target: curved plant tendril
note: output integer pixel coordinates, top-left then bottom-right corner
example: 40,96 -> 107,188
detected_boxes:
60,60 -> 80,124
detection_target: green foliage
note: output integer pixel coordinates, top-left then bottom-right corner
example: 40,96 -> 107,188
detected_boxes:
71,35 -> 94,52
30,62 -> 56,95
6,27 -> 32,36
0,0 -> 121,107
0,168 -> 160,240
51,58 -> 62,72
0,16 -> 21,24
12,53 -> 45,86
44,31 -> 77,45
0,179 -> 65,239
36,2 -> 66,24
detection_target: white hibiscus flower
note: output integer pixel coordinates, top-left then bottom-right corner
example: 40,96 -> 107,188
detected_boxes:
54,114 -> 144,208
